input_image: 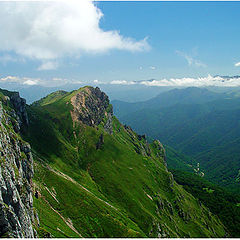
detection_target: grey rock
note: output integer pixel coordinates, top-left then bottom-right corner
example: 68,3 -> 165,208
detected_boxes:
0,98 -> 34,238
71,87 -> 110,127
153,140 -> 167,167
10,92 -> 29,126
104,112 -> 113,135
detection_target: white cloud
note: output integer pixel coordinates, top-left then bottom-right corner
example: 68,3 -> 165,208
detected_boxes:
0,76 -> 20,82
2,74 -> 240,88
0,75 -> 84,87
0,75 -> 41,85
110,80 -> 135,85
23,79 -> 38,85
150,66 -> 156,70
235,62 -> 240,67
0,0 -> 149,67
176,50 -> 207,68
37,61 -> 58,70
139,75 -> 240,87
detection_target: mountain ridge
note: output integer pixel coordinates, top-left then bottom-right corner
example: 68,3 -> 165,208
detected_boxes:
0,86 -> 227,237
112,87 -> 240,191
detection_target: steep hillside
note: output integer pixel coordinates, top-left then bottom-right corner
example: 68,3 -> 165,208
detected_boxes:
20,86 -> 227,237
171,169 -> 240,237
113,87 -> 240,191
0,90 -> 37,237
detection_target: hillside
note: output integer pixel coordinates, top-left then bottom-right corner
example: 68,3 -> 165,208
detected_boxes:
171,169 -> 240,237
7,86 -> 225,237
112,87 -> 240,191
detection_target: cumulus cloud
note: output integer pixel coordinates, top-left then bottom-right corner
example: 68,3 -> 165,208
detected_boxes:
0,0 -> 149,69
176,50 -> 207,67
235,62 -> 240,67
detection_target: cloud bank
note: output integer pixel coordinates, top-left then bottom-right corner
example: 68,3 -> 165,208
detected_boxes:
2,75 -> 240,88
0,75 -> 74,86
0,0 -> 149,66
111,75 -> 240,87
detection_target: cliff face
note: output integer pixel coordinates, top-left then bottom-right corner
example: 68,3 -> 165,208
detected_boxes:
0,92 -> 35,238
70,87 -> 112,127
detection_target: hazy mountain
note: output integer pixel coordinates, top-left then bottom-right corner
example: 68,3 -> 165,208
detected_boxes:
0,82 -> 172,104
112,87 -> 240,192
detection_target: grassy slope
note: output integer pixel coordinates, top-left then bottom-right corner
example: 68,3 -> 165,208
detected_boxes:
23,87 -> 226,237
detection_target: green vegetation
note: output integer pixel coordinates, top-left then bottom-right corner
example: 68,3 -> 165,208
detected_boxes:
20,86 -> 226,237
112,87 -> 240,192
171,169 -> 240,237
32,90 -> 68,107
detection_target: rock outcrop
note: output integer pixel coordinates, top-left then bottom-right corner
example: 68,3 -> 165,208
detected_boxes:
153,140 -> 167,167
0,95 -> 35,238
9,92 -> 29,126
71,87 -> 112,128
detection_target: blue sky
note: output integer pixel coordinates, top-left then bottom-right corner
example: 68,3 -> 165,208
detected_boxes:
0,1 -> 240,87
98,1 -> 240,77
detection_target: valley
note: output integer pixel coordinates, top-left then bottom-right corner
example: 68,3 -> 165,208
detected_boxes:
112,87 -> 240,192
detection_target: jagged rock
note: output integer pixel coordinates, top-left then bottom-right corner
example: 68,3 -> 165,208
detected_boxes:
70,87 -> 111,127
0,102 -> 3,122
149,221 -> 169,238
0,98 -> 34,238
104,112 -> 113,134
153,140 -> 167,167
10,92 -> 29,126
137,134 -> 146,141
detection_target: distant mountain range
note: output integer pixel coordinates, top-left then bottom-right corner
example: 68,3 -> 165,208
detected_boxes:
112,87 -> 240,192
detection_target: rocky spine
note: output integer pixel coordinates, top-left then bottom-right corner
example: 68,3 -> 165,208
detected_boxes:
0,95 -> 35,238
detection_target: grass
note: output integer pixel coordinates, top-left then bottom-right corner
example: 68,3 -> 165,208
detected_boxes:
18,86 -> 227,237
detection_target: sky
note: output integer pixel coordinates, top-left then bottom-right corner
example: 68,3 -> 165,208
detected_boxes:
0,0 -> 240,87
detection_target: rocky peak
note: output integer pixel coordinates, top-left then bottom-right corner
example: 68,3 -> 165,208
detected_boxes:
10,92 -> 29,127
70,87 -> 112,128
